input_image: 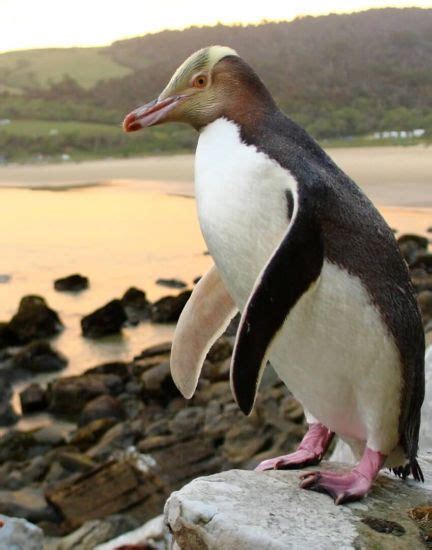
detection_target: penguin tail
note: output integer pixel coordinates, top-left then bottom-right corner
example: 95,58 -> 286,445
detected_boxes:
391,458 -> 424,482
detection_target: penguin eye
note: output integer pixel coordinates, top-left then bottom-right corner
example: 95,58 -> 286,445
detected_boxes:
192,74 -> 208,89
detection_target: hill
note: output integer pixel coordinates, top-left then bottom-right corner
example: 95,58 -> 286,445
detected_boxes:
0,8 -> 431,161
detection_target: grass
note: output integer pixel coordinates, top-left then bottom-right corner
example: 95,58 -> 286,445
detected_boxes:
0,119 -> 121,137
0,48 -> 131,90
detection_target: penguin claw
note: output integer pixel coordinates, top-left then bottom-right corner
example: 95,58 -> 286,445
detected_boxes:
299,469 -> 373,505
255,449 -> 321,471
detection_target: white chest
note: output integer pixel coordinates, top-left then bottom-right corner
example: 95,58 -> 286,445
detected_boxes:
195,118 -> 297,309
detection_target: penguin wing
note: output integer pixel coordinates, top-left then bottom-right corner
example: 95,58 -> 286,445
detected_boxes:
231,193 -> 324,415
171,265 -> 237,398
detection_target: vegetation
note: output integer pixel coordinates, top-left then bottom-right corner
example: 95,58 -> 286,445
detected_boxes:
0,8 -> 431,162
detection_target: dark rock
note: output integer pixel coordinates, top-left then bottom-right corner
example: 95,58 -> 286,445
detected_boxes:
0,322 -> 18,349
0,379 -> 18,426
81,300 -> 127,338
411,252 -> 432,273
0,431 -> 38,462
156,278 -> 187,289
57,451 -> 97,473
134,342 -> 171,361
225,313 -> 241,336
410,268 -> 432,292
48,374 -> 124,416
121,287 -> 151,322
54,274 -> 89,292
84,361 -> 132,382
193,276 -> 201,284
12,340 -> 67,373
0,487 -> 59,523
427,226 -> 432,233
78,395 -> 125,427
207,336 -> 233,363
141,362 -> 178,398
20,383 -> 48,414
418,290 -> 432,326
361,516 -> 405,536
150,291 -> 191,323
70,418 -> 118,451
397,234 -> 428,265
8,295 -> 63,344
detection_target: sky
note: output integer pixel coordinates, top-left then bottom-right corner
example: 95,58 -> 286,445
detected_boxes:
1,0 -> 431,53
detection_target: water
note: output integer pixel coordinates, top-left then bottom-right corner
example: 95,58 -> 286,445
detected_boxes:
0,179 -> 430,430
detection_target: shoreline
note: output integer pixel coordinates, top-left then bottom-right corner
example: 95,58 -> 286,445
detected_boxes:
0,145 -> 431,207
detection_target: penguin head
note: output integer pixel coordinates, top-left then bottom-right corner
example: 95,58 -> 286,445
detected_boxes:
123,45 -> 275,131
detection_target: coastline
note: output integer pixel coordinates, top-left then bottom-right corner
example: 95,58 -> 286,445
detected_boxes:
0,145 -> 431,206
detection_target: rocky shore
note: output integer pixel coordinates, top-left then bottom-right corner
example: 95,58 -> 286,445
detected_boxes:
0,231 -> 430,549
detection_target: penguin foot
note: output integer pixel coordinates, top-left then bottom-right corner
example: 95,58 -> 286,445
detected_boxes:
299,447 -> 386,505
255,422 -> 334,472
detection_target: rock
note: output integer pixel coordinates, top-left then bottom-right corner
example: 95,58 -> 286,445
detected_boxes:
0,487 -> 58,523
45,456 -> 164,530
134,342 -> 172,361
12,340 -> 67,373
141,362 -> 178,397
419,347 -> 432,452
207,336 -> 233,363
8,295 -> 63,344
169,407 -> 205,437
46,514 -> 139,550
57,451 -> 97,473
165,463 -> 432,549
156,278 -> 187,289
411,252 -> 432,273
0,430 -> 40,462
84,361 -> 131,382
418,290 -> 432,326
95,514 -> 167,550
150,291 -> 191,323
121,287 -> 151,323
20,383 -> 48,414
33,424 -> 65,446
69,418 -> 118,451
0,274 -> 11,283
398,234 -> 428,265
0,514 -> 43,550
81,300 -> 127,338
54,274 -> 89,292
86,422 -> 137,460
0,378 -> 18,426
48,374 -> 124,416
0,321 -> 18,348
78,395 -> 125,427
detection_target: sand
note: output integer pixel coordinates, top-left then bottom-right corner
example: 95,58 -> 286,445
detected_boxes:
0,145 -> 431,206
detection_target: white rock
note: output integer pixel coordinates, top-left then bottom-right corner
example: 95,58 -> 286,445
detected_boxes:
0,514 -> 43,550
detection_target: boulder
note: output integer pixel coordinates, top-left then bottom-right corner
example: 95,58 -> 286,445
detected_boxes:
165,463 -> 432,549
8,296 -> 63,344
121,287 -> 151,323
78,395 -> 125,427
20,383 -> 48,414
48,374 -> 124,416
0,378 -> 18,426
54,274 -> 89,292
12,340 -> 67,373
156,278 -> 187,289
150,291 -> 191,323
0,514 -> 43,550
81,300 -> 127,338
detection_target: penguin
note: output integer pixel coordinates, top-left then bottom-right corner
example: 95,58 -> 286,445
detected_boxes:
123,46 -> 425,504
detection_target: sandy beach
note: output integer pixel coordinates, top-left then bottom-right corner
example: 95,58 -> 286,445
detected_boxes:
0,145 -> 431,206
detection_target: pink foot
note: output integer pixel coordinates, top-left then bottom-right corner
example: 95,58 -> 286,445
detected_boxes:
255,423 -> 334,471
299,447 -> 386,505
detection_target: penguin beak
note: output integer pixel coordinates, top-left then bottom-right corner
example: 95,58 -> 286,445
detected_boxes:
123,95 -> 185,132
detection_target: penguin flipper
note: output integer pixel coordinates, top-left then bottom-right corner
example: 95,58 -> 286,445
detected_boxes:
171,265 -> 237,398
231,196 -> 324,415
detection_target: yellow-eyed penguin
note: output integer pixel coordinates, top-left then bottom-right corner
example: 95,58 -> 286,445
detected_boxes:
123,46 -> 425,504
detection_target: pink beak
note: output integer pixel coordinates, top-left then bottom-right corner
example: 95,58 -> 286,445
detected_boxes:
123,95 -> 184,132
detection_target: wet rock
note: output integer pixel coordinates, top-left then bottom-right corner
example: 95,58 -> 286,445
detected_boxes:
78,395 -> 125,427
121,287 -> 151,323
150,291 -> 191,323
8,295 -> 63,344
48,374 -> 124,416
0,378 -> 18,426
418,290 -> 432,326
165,463 -> 432,550
20,383 -> 48,414
134,342 -> 172,361
69,418 -> 118,451
0,514 -> 44,550
0,487 -> 58,523
398,234 -> 428,265
54,274 -> 89,292
156,278 -> 187,289
12,340 -> 67,373
81,300 -> 127,338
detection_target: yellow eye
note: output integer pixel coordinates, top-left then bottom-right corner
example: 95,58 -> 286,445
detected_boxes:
192,75 -> 208,89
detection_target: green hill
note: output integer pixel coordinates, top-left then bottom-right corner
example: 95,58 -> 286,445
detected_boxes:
0,8 -> 431,161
